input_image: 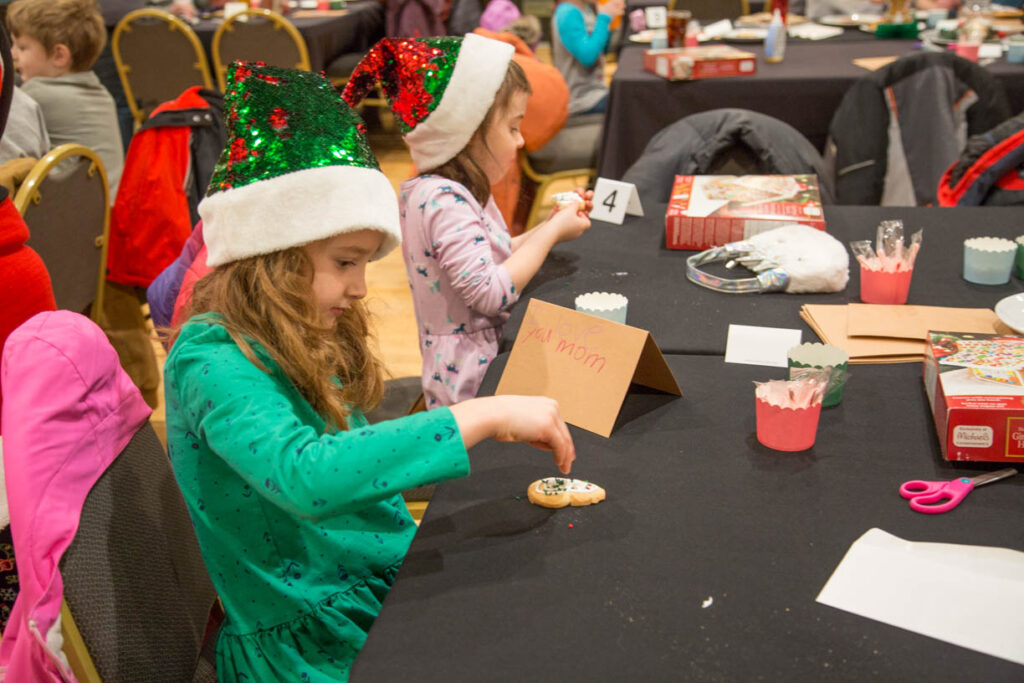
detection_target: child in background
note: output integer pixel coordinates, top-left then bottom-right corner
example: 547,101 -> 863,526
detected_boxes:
552,0 -> 624,115
344,35 -> 592,408
166,62 -> 576,682
6,0 -> 123,199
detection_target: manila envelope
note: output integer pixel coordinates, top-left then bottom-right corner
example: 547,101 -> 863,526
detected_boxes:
801,304 -> 923,363
846,304 -> 999,341
496,299 -> 681,437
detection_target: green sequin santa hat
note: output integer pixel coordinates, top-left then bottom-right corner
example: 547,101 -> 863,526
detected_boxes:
342,34 -> 514,171
200,61 -> 400,267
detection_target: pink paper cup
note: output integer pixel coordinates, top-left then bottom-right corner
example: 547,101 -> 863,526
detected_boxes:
755,397 -> 823,452
955,41 -> 980,62
859,265 -> 913,305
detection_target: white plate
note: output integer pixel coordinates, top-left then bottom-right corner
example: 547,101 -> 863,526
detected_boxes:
722,27 -> 768,42
995,292 -> 1024,334
629,29 -> 665,43
818,13 -> 882,27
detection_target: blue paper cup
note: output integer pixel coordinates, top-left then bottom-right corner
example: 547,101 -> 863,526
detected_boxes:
1009,36 -> 1024,64
575,292 -> 628,324
964,237 -> 1017,285
1015,236 -> 1024,279
926,9 -> 948,28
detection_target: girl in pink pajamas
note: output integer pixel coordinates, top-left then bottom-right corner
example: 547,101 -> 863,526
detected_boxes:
343,34 -> 593,407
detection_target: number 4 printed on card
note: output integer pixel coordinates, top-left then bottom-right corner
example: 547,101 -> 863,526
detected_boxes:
589,178 -> 644,225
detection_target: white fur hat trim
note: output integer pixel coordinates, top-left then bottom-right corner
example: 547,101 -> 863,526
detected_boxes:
200,164 -> 401,267
404,33 -> 515,171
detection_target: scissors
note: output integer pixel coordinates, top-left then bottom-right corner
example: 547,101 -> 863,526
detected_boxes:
899,468 -> 1018,514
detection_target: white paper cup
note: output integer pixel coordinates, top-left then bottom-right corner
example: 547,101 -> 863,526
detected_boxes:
224,2 -> 248,19
574,291 -> 628,324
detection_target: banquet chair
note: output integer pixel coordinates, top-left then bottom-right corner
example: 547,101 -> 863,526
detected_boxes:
622,108 -> 834,206
667,0 -> 749,19
13,144 -> 111,325
212,8 -> 310,91
60,421 -> 220,683
622,107 -> 831,205
825,51 -> 1010,206
0,310 -> 218,682
112,9 -> 215,126
520,113 -> 602,230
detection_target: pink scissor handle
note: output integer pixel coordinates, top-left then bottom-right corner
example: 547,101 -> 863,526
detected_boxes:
899,477 -> 975,514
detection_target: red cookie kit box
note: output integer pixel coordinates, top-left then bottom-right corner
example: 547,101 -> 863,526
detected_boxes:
643,45 -> 757,81
665,174 -> 826,250
923,331 -> 1024,462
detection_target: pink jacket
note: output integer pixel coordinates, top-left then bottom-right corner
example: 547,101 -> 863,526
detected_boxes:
0,311 -> 151,681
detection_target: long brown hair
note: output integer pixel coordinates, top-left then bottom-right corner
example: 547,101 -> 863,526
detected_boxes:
426,59 -> 532,206
174,246 -> 386,431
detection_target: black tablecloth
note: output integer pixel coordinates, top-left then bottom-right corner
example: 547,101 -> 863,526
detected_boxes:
192,2 -> 384,73
598,43 -> 1024,179
351,353 -> 1024,681
496,205 -> 1024,355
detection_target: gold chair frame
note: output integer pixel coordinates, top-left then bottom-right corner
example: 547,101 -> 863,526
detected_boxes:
112,9 -> 214,127
212,8 -> 311,91
519,150 -> 595,232
13,144 -> 111,325
62,601 -> 102,683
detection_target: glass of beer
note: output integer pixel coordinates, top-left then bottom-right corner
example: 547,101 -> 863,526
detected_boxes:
666,9 -> 691,48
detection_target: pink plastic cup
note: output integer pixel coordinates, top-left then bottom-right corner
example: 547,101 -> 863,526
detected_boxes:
859,265 -> 913,305
755,397 -> 823,451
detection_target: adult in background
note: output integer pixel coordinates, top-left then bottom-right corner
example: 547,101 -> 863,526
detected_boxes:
552,0 -> 624,115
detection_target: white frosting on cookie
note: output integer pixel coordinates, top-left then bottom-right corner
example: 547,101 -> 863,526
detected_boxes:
533,477 -> 595,496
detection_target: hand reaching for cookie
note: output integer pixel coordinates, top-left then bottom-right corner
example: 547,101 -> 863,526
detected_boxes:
449,395 -> 575,474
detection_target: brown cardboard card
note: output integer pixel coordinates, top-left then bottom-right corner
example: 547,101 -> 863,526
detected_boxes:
846,304 -> 998,341
800,304 -> 924,362
495,299 -> 681,437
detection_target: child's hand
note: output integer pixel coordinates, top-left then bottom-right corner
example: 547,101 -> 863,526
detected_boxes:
598,0 -> 625,18
492,396 -> 576,474
546,206 -> 591,244
449,396 -> 576,474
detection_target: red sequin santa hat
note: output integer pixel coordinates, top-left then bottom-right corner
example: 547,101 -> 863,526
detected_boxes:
342,34 -> 514,171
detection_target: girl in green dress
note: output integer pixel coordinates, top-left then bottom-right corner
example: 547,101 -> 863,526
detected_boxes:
164,62 -> 575,682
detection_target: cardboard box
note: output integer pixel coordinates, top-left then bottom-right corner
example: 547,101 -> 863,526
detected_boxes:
923,331 -> 1024,462
665,174 -> 825,250
643,46 -> 757,81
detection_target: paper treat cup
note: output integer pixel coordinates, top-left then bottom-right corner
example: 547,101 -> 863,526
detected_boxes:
859,265 -> 913,305
755,396 -> 823,452
1014,236 -> 1024,279
787,343 -> 849,408
574,291 -> 628,324
964,237 -> 1016,285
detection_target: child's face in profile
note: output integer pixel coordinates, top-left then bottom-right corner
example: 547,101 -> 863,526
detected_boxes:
470,90 -> 529,185
11,35 -> 65,82
303,229 -> 384,325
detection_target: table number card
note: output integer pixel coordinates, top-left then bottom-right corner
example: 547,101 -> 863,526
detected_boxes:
589,178 -> 643,225
497,300 -> 681,437
644,6 -> 667,29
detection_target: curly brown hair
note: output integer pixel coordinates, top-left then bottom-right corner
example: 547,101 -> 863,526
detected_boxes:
7,0 -> 106,72
175,246 -> 386,432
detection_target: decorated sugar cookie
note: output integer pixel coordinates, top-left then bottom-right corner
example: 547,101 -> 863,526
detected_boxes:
527,477 -> 606,509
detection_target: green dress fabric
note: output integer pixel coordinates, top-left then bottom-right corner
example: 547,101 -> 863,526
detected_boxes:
164,317 -> 470,681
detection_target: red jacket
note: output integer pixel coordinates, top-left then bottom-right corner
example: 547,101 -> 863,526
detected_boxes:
107,87 -> 216,288
0,196 -> 56,432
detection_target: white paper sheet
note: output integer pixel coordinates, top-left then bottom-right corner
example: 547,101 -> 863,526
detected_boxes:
817,528 -> 1024,666
724,324 -> 801,367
